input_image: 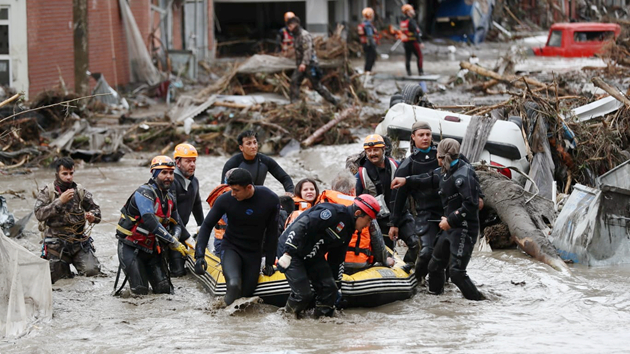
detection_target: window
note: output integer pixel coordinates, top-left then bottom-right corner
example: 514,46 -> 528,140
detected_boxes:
547,30 -> 562,47
573,30 -> 615,43
0,6 -> 9,86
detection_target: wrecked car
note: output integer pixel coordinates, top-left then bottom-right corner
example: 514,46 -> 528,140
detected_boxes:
532,22 -> 621,58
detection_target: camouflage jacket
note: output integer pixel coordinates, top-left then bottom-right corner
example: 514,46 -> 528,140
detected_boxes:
34,182 -> 101,241
294,27 -> 318,67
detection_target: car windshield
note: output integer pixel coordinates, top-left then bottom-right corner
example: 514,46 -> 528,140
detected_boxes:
573,30 -> 615,42
548,30 -> 562,47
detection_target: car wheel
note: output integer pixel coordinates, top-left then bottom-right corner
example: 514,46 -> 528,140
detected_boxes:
401,84 -> 424,106
508,116 -> 523,130
389,93 -> 404,108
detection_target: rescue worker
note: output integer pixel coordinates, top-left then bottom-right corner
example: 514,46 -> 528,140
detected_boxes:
277,194 -> 380,318
114,156 -> 188,295
221,130 -> 294,196
286,16 -> 340,106
316,171 -> 393,274
391,139 -> 485,300
194,169 -> 279,306
355,134 -> 419,263
35,157 -> 101,284
358,7 -> 378,73
206,168 -> 237,256
168,143 -> 202,277
277,11 -> 296,56
400,4 -> 424,76
389,121 -> 441,283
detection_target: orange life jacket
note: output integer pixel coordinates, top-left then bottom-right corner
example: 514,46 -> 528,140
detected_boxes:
316,190 -> 374,265
280,27 -> 294,53
206,184 -> 231,240
400,18 -> 418,42
293,196 -> 312,211
117,185 -> 174,253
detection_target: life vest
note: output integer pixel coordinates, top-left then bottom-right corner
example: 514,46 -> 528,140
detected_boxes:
280,27 -> 294,54
284,210 -> 303,229
293,196 -> 312,211
357,21 -> 380,45
357,157 -> 399,197
316,190 -> 374,266
206,184 -> 231,240
116,185 -> 174,253
400,18 -> 418,42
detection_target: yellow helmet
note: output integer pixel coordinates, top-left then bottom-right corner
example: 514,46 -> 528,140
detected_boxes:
173,143 -> 198,159
363,134 -> 386,149
284,11 -> 295,22
150,155 -> 175,172
362,7 -> 374,20
401,4 -> 414,14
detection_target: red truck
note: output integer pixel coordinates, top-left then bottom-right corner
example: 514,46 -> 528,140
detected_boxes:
533,22 -> 621,57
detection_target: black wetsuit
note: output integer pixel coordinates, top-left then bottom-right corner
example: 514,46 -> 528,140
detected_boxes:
278,203 -> 357,316
167,168 -> 203,276
390,146 -> 442,281
406,159 -> 484,300
195,186 -> 279,305
221,153 -> 294,194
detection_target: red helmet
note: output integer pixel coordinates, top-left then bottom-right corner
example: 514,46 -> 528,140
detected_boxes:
354,194 -> 380,219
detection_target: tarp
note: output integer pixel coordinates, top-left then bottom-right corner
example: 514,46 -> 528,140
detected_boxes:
0,231 -> 52,338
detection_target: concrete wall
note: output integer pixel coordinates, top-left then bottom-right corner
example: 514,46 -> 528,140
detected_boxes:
0,0 -> 28,96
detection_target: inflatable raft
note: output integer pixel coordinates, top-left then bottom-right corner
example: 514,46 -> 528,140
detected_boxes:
184,240 -> 417,308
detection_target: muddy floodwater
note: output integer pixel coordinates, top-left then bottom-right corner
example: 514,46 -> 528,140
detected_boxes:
2,144 -> 630,354
3,50 -> 630,353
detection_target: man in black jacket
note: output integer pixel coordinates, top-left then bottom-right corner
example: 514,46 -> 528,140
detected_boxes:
168,143 -> 203,277
194,169 -> 279,306
277,194 -> 380,318
221,130 -> 294,196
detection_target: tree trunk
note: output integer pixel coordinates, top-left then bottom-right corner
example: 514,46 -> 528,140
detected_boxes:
477,169 -> 571,274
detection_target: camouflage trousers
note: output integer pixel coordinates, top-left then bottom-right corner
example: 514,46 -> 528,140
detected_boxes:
44,238 -> 101,284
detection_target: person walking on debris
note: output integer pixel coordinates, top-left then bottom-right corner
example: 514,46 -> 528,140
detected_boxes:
391,138 -> 485,300
35,157 -> 102,284
221,130 -> 295,196
355,134 -> 419,264
286,16 -> 340,106
114,156 -> 188,295
400,4 -> 424,76
167,143 -> 202,277
277,11 -> 296,56
317,171 -> 393,274
389,121 -> 441,283
194,169 -> 279,306
358,7 -> 378,73
277,194 -> 380,318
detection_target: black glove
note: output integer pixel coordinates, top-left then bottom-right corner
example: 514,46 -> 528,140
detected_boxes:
262,264 -> 275,276
194,257 -> 207,275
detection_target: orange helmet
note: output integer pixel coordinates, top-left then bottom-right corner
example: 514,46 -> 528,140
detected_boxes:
174,143 -> 198,159
284,11 -> 295,22
363,134 -> 386,149
362,7 -> 374,20
150,155 -> 175,172
354,194 -> 381,219
401,4 -> 414,14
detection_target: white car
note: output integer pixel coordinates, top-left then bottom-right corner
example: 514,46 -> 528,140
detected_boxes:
375,102 -> 529,183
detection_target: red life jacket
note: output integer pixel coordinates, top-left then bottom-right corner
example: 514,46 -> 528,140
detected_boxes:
316,190 -> 374,265
206,184 -> 231,240
400,18 -> 418,42
357,22 -> 380,45
117,186 -> 174,253
281,27 -> 294,53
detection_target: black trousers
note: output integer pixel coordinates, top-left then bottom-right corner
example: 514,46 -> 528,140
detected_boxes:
117,241 -> 172,295
363,43 -> 377,72
283,256 -> 337,316
290,65 -> 337,104
403,41 -> 424,75
381,214 -> 419,263
221,247 -> 262,305
413,210 -> 441,281
427,222 -> 483,300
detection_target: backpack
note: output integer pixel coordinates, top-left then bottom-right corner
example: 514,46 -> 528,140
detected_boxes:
38,182 -> 86,235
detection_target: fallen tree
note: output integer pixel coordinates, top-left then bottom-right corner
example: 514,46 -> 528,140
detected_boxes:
476,167 -> 571,274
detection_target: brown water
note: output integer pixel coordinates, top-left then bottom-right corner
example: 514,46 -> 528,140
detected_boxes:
2,146 -> 630,353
